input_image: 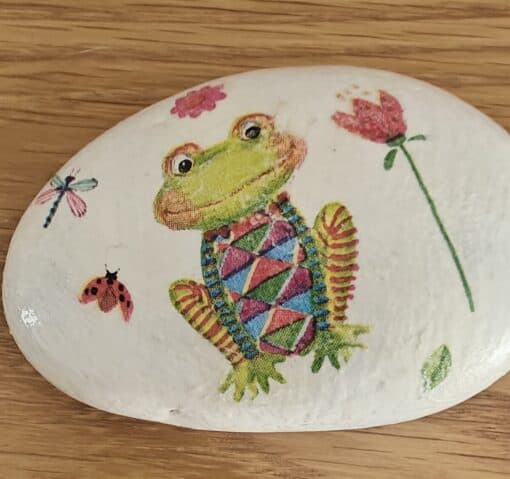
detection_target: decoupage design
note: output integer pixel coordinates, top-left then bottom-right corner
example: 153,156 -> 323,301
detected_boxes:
79,267 -> 134,322
5,66 -> 509,431
332,90 -> 474,312
422,344 -> 452,390
154,113 -> 369,401
35,169 -> 98,228
170,84 -> 227,119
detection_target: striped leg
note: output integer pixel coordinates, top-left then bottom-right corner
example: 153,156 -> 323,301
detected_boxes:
169,280 -> 245,366
313,202 -> 358,322
169,279 -> 286,401
306,202 -> 369,373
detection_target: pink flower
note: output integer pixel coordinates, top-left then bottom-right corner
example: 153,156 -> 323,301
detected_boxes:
332,90 -> 407,143
330,89 -> 474,312
170,84 -> 226,119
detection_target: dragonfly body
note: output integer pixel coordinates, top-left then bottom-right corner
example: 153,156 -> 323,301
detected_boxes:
43,175 -> 72,228
36,172 -> 98,228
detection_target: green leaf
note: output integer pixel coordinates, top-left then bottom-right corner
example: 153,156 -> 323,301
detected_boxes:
384,149 -> 398,170
408,134 -> 427,142
421,344 -> 452,390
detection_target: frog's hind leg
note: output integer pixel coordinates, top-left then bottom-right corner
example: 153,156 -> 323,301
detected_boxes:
313,202 -> 358,321
169,280 -> 245,366
308,202 -> 369,372
170,280 -> 286,401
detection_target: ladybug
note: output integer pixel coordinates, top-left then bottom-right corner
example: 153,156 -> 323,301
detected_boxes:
79,267 -> 133,322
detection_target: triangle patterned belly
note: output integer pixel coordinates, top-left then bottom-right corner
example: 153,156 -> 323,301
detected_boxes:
215,211 -> 316,356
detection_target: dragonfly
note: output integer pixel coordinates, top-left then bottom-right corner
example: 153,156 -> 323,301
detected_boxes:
35,169 -> 98,228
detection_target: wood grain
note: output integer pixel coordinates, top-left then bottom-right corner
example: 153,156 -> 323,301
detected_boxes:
0,1 -> 509,477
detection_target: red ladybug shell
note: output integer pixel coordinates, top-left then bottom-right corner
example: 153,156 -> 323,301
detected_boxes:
79,270 -> 133,321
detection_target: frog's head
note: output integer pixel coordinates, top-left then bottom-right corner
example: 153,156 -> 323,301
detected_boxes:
154,113 -> 306,231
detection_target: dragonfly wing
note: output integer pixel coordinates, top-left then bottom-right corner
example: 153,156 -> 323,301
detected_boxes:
70,178 -> 98,192
50,175 -> 65,189
35,187 -> 57,204
66,190 -> 87,217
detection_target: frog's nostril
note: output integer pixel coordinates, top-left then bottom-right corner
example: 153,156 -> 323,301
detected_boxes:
277,135 -> 307,171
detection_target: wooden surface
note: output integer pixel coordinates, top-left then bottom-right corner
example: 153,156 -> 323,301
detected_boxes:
1,1 -> 509,477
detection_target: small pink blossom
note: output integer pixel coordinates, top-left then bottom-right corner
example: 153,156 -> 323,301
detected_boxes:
330,88 -> 474,312
170,84 -> 227,119
332,90 -> 407,143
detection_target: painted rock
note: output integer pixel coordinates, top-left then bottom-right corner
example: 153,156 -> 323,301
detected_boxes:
3,66 -> 510,432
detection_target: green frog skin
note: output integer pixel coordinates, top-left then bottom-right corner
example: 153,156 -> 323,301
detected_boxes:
154,113 -> 368,401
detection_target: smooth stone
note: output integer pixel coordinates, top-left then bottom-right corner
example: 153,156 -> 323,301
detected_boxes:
3,66 -> 510,432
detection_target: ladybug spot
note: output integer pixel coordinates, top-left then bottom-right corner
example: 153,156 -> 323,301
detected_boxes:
119,294 -> 125,302
127,301 -> 131,308
107,278 -> 114,285
118,283 -> 125,291
91,287 -> 98,295
96,278 -> 102,284
84,288 -> 89,295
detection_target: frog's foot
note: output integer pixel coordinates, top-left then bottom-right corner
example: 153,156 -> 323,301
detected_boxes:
219,353 -> 286,401
304,322 -> 370,373
169,279 -> 245,366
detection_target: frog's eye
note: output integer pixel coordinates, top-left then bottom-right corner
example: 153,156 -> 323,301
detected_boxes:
171,153 -> 194,175
240,121 -> 262,140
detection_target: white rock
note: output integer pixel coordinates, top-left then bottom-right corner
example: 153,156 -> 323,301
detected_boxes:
3,66 -> 510,432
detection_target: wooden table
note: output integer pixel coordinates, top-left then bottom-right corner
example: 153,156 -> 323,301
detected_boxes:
1,1 -> 509,477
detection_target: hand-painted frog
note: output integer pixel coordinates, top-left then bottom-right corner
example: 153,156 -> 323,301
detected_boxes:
154,113 -> 369,401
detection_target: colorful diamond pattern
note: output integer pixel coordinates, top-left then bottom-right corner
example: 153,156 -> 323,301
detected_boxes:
220,246 -> 255,278
216,209 -> 315,355
245,257 -> 292,294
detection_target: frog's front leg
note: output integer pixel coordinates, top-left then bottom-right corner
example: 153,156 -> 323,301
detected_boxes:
169,280 -> 285,400
306,202 -> 370,372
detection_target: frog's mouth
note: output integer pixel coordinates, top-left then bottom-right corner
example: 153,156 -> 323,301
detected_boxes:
155,135 -> 306,230
155,166 -> 277,229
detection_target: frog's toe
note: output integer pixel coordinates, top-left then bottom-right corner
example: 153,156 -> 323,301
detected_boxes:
247,380 -> 259,399
330,321 -> 370,346
309,325 -> 369,373
253,359 -> 285,393
219,361 -> 256,401
219,353 -> 286,401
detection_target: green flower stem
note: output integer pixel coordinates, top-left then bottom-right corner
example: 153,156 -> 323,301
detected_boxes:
399,143 -> 475,312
